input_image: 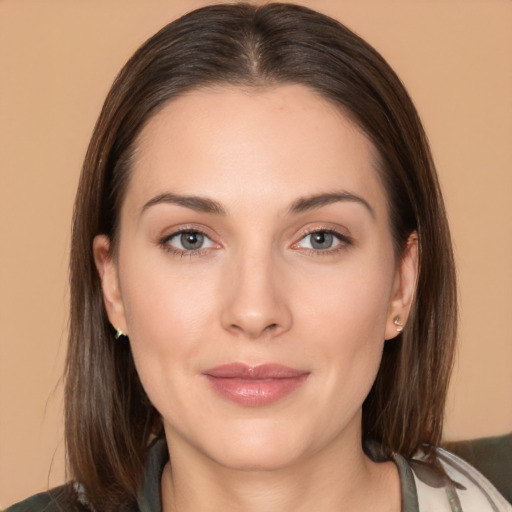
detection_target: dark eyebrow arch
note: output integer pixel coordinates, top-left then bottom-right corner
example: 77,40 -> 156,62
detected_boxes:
141,193 -> 226,215
287,192 -> 374,218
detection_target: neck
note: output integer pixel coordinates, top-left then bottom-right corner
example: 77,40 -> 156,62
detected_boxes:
161,430 -> 400,512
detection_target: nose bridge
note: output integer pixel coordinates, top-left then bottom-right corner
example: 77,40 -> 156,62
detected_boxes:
220,241 -> 291,339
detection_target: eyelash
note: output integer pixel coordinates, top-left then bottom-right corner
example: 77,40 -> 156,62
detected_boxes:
159,228 -> 218,258
294,228 -> 353,257
159,227 -> 352,258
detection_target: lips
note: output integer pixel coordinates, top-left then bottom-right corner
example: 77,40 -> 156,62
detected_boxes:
202,363 -> 310,406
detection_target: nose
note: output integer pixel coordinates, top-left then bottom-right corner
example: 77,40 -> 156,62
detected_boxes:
220,250 -> 292,340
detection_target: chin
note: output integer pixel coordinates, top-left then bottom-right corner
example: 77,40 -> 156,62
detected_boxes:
195,418 -> 319,471
209,443 -> 303,472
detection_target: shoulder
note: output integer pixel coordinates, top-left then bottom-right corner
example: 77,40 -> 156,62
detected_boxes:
3,484 -> 141,512
395,439 -> 512,512
3,486 -> 84,512
434,447 -> 511,511
3,438 -> 169,512
444,432 -> 512,504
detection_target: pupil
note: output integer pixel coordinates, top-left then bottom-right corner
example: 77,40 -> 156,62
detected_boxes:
181,232 -> 203,250
311,232 -> 333,249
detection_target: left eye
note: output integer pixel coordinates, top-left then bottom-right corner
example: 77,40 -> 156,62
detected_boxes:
165,230 -> 216,251
297,231 -> 344,250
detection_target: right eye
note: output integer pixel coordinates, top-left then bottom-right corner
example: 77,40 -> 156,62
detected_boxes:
161,230 -> 217,254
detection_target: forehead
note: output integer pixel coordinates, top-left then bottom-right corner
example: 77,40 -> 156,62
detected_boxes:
126,84 -> 386,217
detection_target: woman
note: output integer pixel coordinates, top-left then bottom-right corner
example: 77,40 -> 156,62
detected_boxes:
7,3 -> 511,511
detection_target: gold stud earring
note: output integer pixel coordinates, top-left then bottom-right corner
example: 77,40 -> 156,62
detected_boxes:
393,316 -> 403,333
115,327 -> 128,340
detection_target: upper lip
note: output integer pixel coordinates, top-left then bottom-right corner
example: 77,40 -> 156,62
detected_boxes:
203,363 -> 309,380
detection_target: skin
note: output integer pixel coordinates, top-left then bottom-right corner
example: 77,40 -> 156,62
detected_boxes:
94,84 -> 418,512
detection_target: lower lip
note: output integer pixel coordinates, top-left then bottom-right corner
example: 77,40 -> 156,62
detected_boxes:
204,374 -> 309,407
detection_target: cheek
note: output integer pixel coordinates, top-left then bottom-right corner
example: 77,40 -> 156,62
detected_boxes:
118,250 -> 220,375
121,244 -> 216,329
294,254 -> 394,342
118,262 -> 221,422
292,254 -> 394,394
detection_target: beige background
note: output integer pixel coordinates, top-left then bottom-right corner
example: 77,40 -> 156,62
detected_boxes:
1,0 -> 511,507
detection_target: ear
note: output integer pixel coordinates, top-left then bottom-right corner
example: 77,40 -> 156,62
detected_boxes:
93,234 -> 128,335
385,233 -> 419,340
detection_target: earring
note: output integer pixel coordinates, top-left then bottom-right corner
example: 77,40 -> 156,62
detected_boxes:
393,316 -> 403,333
114,327 -> 128,340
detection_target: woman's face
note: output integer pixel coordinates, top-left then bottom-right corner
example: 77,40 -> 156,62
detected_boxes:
95,84 -> 417,470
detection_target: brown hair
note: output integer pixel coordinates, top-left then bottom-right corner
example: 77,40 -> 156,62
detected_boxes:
66,3 -> 456,509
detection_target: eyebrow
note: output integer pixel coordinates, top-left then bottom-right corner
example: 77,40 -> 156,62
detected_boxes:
141,190 -> 374,218
287,192 -> 375,218
141,192 -> 226,215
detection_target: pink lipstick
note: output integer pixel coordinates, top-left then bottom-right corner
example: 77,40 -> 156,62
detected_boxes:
202,363 -> 309,406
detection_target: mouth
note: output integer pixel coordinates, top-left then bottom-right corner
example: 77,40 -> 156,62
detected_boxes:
202,363 -> 310,407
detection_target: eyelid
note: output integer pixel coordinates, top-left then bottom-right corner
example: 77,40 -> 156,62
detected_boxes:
290,226 -> 353,252
159,223 -> 219,241
166,230 -> 216,248
158,224 -> 222,256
